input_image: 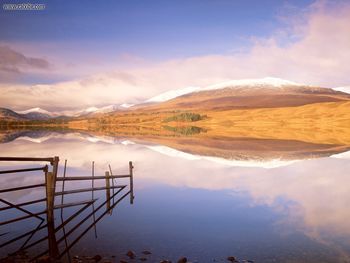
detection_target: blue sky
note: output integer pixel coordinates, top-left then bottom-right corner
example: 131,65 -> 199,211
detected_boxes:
1,0 -> 315,60
1,0 -> 349,110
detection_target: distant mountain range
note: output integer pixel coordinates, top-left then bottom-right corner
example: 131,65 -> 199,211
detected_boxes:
0,104 -> 133,121
0,107 -> 59,121
1,77 -> 350,121
0,108 -> 26,120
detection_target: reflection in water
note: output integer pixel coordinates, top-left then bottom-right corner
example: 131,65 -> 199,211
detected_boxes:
162,125 -> 207,136
0,157 -> 134,261
1,130 -> 350,262
1,129 -> 349,167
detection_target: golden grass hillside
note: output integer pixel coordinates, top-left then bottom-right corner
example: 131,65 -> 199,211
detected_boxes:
68,101 -> 350,146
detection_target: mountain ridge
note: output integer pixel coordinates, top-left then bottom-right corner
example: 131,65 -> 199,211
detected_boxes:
136,82 -> 350,111
2,77 -> 350,121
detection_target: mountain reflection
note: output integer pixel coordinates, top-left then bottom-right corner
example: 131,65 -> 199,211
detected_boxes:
1,129 -> 349,167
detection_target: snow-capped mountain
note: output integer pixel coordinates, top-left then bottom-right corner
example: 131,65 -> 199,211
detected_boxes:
146,86 -> 201,103
10,104 -> 132,119
203,77 -> 303,91
4,78 -> 349,121
76,104 -> 133,116
138,77 -> 350,111
120,103 -> 135,108
145,77 -> 306,103
333,86 -> 350,94
78,105 -> 119,115
17,107 -> 53,115
0,107 -> 56,121
15,107 -> 54,120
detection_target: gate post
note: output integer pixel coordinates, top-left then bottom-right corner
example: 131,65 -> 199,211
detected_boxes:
45,157 -> 59,258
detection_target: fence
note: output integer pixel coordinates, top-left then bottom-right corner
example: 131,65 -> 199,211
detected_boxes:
0,156 -> 134,261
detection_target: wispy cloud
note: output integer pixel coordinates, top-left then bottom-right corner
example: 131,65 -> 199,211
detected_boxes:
0,46 -> 50,82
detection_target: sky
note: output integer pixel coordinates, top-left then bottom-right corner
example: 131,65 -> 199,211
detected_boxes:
0,0 -> 350,111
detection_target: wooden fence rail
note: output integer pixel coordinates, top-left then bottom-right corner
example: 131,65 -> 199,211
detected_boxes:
0,156 -> 134,261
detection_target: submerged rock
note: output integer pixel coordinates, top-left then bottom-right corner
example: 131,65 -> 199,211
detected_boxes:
93,255 -> 102,262
227,256 -> 237,262
177,257 -> 187,263
139,258 -> 147,261
36,256 -> 50,263
142,250 -> 152,255
126,250 -> 136,259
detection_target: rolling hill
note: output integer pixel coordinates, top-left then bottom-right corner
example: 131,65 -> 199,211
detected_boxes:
0,107 -> 54,121
136,79 -> 350,111
0,108 -> 27,120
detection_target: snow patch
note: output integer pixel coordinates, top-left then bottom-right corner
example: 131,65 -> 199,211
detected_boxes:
17,107 -> 52,115
144,144 -> 297,168
15,136 -> 52,143
203,77 -> 303,91
121,140 -> 136,145
333,86 -> 350,94
146,86 -> 201,103
146,145 -> 201,161
85,107 -> 99,113
144,77 -> 304,103
120,103 -> 134,108
331,151 -> 350,160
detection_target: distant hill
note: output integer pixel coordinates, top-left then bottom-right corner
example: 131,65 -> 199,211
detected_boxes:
0,108 -> 27,121
0,107 -> 58,121
21,112 -> 52,120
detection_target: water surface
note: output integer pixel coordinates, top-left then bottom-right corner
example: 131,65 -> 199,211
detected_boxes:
1,131 -> 350,262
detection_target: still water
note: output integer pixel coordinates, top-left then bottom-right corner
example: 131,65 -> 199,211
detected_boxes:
1,131 -> 350,262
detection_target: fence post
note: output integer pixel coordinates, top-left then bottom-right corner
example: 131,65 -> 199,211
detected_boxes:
105,171 -> 111,213
45,158 -> 59,258
129,161 -> 134,204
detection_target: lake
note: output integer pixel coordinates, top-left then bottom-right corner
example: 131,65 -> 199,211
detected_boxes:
1,130 -> 350,263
